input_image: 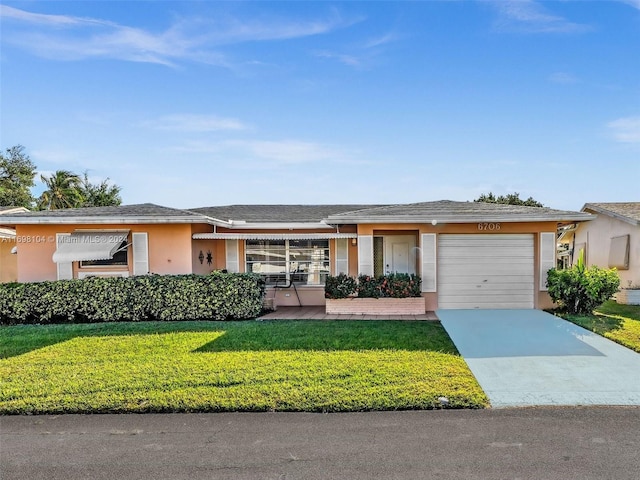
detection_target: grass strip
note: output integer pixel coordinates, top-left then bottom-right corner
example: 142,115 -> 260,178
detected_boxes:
561,300 -> 640,353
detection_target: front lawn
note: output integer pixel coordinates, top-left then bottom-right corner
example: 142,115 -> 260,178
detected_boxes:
0,320 -> 488,414
562,301 -> 640,353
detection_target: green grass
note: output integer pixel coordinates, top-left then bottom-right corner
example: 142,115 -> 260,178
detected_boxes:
0,320 -> 488,414
562,301 -> 640,353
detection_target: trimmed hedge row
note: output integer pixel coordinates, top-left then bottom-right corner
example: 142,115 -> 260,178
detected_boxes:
0,272 -> 266,325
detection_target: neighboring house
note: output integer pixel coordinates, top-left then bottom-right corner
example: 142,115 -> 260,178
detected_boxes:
0,207 -> 29,283
562,203 -> 640,288
0,200 -> 593,310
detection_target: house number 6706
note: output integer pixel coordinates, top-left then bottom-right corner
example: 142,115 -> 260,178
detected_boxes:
478,222 -> 501,231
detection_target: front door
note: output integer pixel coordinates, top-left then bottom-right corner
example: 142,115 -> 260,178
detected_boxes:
383,235 -> 417,275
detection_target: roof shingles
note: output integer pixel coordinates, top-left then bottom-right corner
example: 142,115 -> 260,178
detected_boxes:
188,205 -> 384,223
583,202 -> 640,225
0,200 -> 594,225
4,203 -> 204,218
325,200 -> 592,223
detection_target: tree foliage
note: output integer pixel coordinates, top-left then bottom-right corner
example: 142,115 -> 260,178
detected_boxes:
474,192 -> 544,207
37,170 -> 123,210
0,145 -> 37,208
1,145 -> 124,210
79,171 -> 122,207
37,170 -> 83,210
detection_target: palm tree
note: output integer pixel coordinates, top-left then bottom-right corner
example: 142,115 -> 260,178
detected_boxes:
38,170 -> 83,210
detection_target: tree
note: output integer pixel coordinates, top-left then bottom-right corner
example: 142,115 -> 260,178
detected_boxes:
79,171 -> 122,207
474,192 -> 544,207
37,170 -> 83,210
0,145 -> 37,208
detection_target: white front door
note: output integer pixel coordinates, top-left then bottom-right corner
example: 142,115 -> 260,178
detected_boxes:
383,235 -> 417,275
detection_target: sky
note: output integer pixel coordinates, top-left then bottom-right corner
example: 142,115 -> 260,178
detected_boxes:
1,1 -> 638,212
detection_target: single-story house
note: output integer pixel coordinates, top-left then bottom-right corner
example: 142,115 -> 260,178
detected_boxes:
0,206 -> 29,283
559,202 -> 639,288
0,200 -> 593,310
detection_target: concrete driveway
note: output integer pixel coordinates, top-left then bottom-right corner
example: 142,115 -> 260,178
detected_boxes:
437,309 -> 640,408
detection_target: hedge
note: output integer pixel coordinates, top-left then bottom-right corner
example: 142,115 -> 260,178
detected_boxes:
325,273 -> 422,299
0,272 -> 266,325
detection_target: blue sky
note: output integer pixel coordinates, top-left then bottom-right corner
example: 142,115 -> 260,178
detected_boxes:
1,1 -> 638,211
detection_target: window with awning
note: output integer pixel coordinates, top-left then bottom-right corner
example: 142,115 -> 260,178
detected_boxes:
52,231 -> 129,264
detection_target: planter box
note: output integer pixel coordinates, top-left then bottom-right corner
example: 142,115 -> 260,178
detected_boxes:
616,289 -> 640,306
326,297 -> 425,315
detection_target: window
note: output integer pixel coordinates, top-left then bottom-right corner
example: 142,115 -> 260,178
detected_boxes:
609,235 -> 630,270
245,239 -> 330,285
80,241 -> 128,267
373,236 -> 384,277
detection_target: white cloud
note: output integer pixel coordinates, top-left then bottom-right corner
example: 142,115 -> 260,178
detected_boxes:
548,72 -> 579,84
313,29 -> 398,69
142,114 -> 247,132
363,32 -> 398,49
491,0 -> 591,34
30,149 -> 74,164
166,137 -> 367,167
314,50 -> 363,68
241,139 -> 343,164
619,0 -> 640,10
0,5 -> 355,67
608,116 -> 640,143
0,5 -> 104,27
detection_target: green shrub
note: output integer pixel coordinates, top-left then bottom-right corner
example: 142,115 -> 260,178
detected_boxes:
356,275 -> 382,298
379,273 -> 422,298
0,272 -> 265,325
546,251 -> 620,314
324,273 -> 422,299
324,273 -> 357,299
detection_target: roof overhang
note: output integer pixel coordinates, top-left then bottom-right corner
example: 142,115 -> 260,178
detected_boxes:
193,232 -> 357,240
2,216 -> 219,225
52,231 -> 129,263
325,213 -> 595,224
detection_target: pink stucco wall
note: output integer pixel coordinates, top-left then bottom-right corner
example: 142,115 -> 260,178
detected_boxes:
0,239 -> 18,282
574,213 -> 640,287
15,224 -> 195,282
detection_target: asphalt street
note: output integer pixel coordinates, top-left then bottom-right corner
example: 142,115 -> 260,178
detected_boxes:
2,407 -> 640,480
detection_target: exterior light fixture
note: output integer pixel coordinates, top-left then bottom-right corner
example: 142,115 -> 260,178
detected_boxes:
351,238 -> 357,246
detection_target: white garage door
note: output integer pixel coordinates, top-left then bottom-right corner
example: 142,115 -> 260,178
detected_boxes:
438,234 -> 534,309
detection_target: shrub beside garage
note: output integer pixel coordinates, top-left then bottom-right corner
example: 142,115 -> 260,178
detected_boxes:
0,272 -> 265,325
546,251 -> 620,315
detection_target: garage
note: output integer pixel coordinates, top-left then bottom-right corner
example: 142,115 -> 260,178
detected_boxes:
438,234 -> 534,309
